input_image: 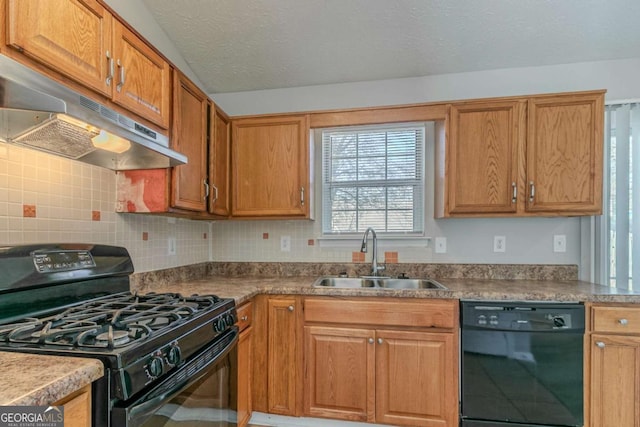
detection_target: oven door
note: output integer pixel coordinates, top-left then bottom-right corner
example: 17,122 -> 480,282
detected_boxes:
113,327 -> 239,427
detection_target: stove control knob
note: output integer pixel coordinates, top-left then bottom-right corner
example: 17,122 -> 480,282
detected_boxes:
226,313 -> 236,326
166,344 -> 182,366
214,317 -> 225,333
147,355 -> 164,378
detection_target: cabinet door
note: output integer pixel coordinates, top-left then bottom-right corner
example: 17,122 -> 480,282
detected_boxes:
231,115 -> 310,217
267,297 -> 299,415
53,384 -> 91,427
209,106 -> 231,216
237,326 -> 253,427
112,21 -> 170,129
590,334 -> 640,427
170,71 -> 208,211
304,326 -> 375,422
7,0 -> 112,96
376,330 -> 457,427
527,92 -> 604,214
447,100 -> 525,215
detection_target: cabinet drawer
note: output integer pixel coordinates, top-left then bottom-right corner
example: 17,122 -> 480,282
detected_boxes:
304,298 -> 456,329
237,301 -> 253,332
592,305 -> 640,333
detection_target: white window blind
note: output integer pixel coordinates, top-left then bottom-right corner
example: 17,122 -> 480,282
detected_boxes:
321,124 -> 425,236
602,103 -> 640,289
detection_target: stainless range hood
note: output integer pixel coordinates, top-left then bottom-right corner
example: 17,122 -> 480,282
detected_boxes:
0,55 -> 187,170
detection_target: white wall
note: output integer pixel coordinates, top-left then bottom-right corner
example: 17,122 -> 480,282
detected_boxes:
212,58 -> 640,116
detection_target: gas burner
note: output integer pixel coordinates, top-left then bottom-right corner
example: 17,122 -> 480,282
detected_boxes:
77,324 -> 152,349
96,330 -> 130,346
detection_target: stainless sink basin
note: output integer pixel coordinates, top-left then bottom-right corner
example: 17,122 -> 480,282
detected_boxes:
312,276 -> 447,290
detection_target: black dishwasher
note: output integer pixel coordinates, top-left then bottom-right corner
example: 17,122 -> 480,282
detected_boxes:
460,301 -> 585,427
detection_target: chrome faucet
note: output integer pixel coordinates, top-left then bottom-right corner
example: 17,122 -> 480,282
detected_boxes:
360,227 -> 385,276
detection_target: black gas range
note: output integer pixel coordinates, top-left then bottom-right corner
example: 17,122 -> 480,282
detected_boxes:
0,244 -> 239,427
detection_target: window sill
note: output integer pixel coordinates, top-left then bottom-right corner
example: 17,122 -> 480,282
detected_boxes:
317,235 -> 431,249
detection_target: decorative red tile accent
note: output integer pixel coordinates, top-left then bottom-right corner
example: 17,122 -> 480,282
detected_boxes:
23,204 -> 36,217
352,251 -> 365,263
307,239 -> 315,246
263,233 -> 269,239
385,251 -> 398,263
142,232 -> 149,241
92,210 -> 101,221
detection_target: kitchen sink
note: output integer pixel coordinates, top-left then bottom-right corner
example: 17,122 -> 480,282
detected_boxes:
312,276 -> 447,290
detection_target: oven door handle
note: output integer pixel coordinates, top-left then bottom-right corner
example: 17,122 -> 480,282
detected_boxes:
117,327 -> 238,427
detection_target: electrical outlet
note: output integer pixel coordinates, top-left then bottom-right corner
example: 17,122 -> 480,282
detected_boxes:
435,237 -> 447,254
280,235 -> 291,252
493,236 -> 506,253
167,237 -> 176,255
553,235 -> 567,253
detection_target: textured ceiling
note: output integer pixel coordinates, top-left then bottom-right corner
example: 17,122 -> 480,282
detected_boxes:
141,0 -> 640,94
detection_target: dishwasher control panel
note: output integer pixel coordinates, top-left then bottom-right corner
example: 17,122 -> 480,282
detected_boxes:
461,301 -> 585,332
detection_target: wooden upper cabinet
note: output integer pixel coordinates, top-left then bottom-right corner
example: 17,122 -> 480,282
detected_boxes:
231,114 -> 310,218
447,100 -> 525,215
6,0 -> 113,96
5,0 -> 171,129
439,90 -> 605,217
112,21 -> 171,129
170,71 -> 208,211
526,92 -> 604,214
210,106 -> 231,216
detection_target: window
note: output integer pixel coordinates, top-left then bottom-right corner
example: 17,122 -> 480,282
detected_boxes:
321,123 -> 425,236
601,103 -> 640,289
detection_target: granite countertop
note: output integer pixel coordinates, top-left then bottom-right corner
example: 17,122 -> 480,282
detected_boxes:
0,352 -> 103,406
6,266 -> 639,408
133,275 -> 640,305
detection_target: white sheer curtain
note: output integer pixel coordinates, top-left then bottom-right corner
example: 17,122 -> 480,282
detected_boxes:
598,103 -> 640,289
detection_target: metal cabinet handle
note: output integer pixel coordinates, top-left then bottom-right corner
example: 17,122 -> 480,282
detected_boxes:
618,318 -> 629,325
596,341 -> 606,348
377,338 -> 383,345
203,180 -> 210,200
300,187 -> 305,206
511,182 -> 517,203
368,338 -> 374,344
106,51 -> 114,86
529,181 -> 535,203
241,315 -> 248,321
212,184 -> 219,203
287,305 -> 294,312
116,59 -> 125,92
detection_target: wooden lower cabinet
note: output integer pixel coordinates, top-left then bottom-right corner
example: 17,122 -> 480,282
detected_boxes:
376,330 -> 456,427
252,296 -> 302,417
590,334 -> 640,427
53,384 -> 91,427
303,298 -> 458,427
236,325 -> 253,427
589,303 -> 640,427
235,301 -> 253,427
304,326 -> 375,421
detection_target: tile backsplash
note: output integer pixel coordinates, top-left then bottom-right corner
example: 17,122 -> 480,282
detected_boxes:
0,143 -> 209,272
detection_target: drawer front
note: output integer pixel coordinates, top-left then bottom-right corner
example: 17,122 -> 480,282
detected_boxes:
236,301 -> 253,332
592,305 -> 640,333
304,298 -> 457,329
